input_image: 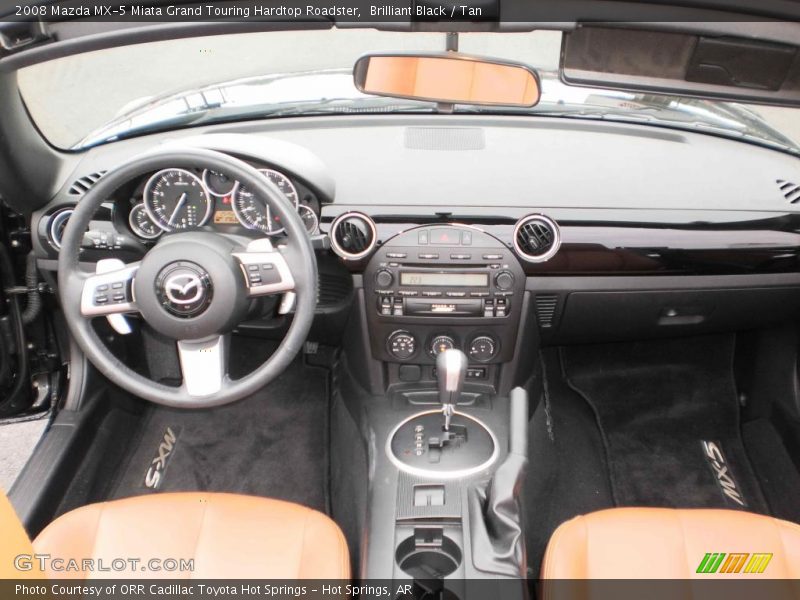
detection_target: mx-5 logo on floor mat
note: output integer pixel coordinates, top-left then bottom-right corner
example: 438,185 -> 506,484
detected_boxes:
701,440 -> 747,507
144,427 -> 180,489
696,552 -> 772,574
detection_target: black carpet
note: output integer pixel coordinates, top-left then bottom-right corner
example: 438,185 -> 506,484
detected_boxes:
525,349 -> 615,576
742,418 -> 800,523
561,334 -> 768,512
110,338 -> 330,513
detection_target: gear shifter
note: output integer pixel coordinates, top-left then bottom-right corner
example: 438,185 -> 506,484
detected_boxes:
436,349 -> 468,431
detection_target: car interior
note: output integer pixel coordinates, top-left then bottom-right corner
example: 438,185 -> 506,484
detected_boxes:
1,7 -> 800,591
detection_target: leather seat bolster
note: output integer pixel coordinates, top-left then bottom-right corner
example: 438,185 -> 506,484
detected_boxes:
33,492 -> 349,579
542,508 -> 800,579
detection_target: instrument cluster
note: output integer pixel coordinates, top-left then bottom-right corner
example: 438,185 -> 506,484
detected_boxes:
124,165 -> 320,241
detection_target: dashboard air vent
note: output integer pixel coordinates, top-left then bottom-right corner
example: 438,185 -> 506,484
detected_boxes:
535,294 -> 559,328
777,179 -> 800,204
47,207 -> 74,249
330,212 -> 377,260
68,171 -> 107,195
513,214 -> 561,262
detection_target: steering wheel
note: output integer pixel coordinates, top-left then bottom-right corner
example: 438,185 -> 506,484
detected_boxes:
58,148 -> 318,408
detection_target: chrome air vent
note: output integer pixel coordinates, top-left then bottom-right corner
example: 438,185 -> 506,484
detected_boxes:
777,179 -> 800,204
68,171 -> 107,195
513,214 -> 561,262
330,212 -> 377,260
47,207 -> 74,249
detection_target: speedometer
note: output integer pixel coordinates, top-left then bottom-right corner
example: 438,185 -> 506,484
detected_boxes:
232,169 -> 299,235
144,168 -> 212,232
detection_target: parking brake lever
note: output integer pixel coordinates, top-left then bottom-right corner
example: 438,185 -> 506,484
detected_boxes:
469,387 -> 529,577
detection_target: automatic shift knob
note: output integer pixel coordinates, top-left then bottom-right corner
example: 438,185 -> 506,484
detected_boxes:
437,349 -> 468,407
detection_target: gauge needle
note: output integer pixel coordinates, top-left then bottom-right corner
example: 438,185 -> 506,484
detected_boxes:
168,193 -> 187,226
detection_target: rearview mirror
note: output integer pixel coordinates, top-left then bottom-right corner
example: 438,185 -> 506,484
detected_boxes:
354,53 -> 541,107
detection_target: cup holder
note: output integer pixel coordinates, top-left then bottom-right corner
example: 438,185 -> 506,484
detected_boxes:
396,533 -> 462,579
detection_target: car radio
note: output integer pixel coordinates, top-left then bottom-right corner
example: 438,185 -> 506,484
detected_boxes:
363,224 -> 526,365
373,264 -> 514,318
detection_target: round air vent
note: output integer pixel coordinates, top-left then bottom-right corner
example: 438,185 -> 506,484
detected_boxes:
48,207 -> 75,249
330,212 -> 377,260
513,214 -> 561,262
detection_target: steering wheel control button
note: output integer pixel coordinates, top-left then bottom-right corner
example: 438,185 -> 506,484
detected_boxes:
155,262 -> 213,318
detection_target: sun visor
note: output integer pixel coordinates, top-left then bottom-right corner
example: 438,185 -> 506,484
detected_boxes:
561,25 -> 800,107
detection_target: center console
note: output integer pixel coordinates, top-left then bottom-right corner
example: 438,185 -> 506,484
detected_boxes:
363,224 -> 526,384
350,226 -> 530,593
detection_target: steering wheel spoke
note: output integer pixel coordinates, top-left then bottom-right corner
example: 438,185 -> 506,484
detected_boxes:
80,259 -> 140,317
233,238 -> 296,297
177,335 -> 229,397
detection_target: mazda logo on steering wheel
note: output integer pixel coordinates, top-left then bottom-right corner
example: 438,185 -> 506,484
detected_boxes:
155,262 -> 212,318
165,274 -> 203,305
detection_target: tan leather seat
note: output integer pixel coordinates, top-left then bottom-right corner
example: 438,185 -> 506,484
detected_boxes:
0,492 -> 42,578
30,492 -> 349,579
542,507 -> 800,579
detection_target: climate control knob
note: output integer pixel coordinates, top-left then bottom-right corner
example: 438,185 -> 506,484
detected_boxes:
375,269 -> 394,288
430,335 -> 456,356
468,336 -> 497,362
495,270 -> 515,291
388,330 -> 417,360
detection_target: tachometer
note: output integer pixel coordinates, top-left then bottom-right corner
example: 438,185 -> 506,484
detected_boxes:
128,203 -> 162,239
232,169 -> 299,235
144,168 -> 211,232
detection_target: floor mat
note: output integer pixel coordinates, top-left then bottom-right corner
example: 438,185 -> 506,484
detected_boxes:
525,349 -> 615,576
110,344 -> 330,513
561,334 -> 768,513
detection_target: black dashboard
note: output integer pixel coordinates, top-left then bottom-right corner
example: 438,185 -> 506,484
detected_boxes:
27,116 -> 800,371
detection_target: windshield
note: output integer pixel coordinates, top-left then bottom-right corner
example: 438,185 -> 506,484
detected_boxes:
17,29 -> 800,155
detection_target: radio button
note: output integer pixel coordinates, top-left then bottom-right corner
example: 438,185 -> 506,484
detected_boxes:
483,299 -> 495,317
375,269 -> 394,288
495,271 -> 515,291
450,253 -> 471,260
422,291 -> 442,297
379,296 -> 393,315
386,253 -> 407,259
445,291 -> 466,298
397,290 -> 418,297
482,254 -> 503,260
495,297 -> 509,317
470,291 -> 490,298
418,253 -> 439,259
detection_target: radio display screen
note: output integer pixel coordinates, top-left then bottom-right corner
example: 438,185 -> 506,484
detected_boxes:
400,272 -> 489,287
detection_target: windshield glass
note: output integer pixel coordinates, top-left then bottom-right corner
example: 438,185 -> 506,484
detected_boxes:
17,29 -> 800,155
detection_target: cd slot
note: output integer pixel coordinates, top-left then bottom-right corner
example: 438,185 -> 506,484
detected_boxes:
406,298 -> 483,316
